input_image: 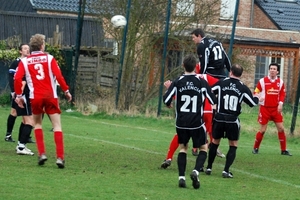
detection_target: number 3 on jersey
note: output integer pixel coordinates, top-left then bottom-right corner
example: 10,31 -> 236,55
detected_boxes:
34,63 -> 45,80
180,95 -> 197,113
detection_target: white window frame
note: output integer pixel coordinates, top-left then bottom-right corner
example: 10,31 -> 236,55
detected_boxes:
269,57 -> 284,78
176,0 -> 195,17
254,56 -> 284,87
220,0 -> 237,20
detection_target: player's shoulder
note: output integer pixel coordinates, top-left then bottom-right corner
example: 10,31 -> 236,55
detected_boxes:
9,58 -> 20,69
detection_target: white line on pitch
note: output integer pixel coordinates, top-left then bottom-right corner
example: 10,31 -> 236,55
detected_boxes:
67,116 -> 298,152
66,133 -> 300,189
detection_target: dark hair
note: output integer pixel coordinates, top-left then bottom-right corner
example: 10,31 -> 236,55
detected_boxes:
231,64 -> 243,77
18,43 -> 28,51
190,28 -> 205,37
269,63 -> 280,72
183,54 -> 197,72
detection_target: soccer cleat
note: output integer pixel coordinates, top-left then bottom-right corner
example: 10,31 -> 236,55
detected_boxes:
38,154 -> 48,166
190,171 -> 200,189
222,171 -> 233,178
281,150 -> 292,156
161,159 -> 171,169
17,148 -> 34,156
217,149 -> 225,158
16,146 -> 32,152
25,147 -> 33,152
56,158 -> 65,169
27,137 -> 35,143
178,179 -> 186,188
205,168 -> 212,175
252,148 -> 259,154
192,148 -> 198,156
5,136 -> 15,142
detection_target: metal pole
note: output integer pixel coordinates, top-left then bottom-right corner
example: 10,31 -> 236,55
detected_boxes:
115,0 -> 131,108
157,0 -> 172,117
73,0 -> 86,102
227,0 -> 240,60
290,58 -> 300,135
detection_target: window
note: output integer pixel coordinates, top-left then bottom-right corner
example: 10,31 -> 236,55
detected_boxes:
220,0 -> 237,20
254,56 -> 284,88
167,50 -> 183,72
176,0 -> 195,16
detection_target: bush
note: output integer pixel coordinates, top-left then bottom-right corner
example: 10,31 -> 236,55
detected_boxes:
0,92 -> 10,106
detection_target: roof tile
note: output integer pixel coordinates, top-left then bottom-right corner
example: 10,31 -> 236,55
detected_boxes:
255,0 -> 300,31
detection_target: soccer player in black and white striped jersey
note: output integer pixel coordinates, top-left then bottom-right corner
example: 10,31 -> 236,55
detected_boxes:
205,64 -> 260,178
163,54 -> 217,189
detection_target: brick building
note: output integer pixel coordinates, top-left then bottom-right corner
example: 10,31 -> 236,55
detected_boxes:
158,0 -> 300,103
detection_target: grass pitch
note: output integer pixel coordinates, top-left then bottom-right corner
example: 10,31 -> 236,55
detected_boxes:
0,105 -> 299,199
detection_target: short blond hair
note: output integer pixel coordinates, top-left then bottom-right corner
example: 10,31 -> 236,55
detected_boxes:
29,34 -> 45,51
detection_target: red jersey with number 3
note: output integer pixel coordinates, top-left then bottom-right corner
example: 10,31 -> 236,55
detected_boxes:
14,51 -> 69,99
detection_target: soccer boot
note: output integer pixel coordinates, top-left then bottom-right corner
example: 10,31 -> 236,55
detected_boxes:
5,135 -> 15,142
17,147 -> 34,156
217,148 -> 225,158
222,171 -> 233,178
281,150 -> 292,156
252,148 -> 259,154
178,179 -> 186,188
161,159 -> 171,169
38,154 -> 48,166
190,171 -> 200,189
56,158 -> 65,169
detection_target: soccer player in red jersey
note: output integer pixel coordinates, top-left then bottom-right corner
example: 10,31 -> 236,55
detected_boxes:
14,34 -> 72,168
192,64 -> 225,158
252,63 -> 291,156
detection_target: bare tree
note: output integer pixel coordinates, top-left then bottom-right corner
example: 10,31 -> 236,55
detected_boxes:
89,0 -> 220,110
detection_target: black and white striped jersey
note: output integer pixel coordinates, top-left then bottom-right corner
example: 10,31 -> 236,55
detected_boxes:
212,77 -> 259,122
197,37 -> 231,79
163,74 -> 217,129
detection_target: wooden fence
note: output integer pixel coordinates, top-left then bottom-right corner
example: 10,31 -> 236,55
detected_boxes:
77,55 -> 118,90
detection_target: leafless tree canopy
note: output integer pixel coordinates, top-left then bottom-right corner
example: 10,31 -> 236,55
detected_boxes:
88,0 -> 220,110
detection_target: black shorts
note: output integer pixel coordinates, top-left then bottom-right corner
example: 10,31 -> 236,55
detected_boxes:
15,95 -> 32,116
212,119 -> 240,141
176,126 -> 207,148
10,94 -> 18,109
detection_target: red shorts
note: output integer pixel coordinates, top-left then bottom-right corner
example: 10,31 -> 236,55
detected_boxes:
203,112 -> 213,133
258,106 -> 283,125
30,98 -> 61,115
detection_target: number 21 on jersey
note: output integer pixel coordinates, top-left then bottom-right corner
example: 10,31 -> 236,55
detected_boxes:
180,95 -> 197,113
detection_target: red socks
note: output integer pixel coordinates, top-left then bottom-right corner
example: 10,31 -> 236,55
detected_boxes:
253,131 -> 264,149
34,128 -> 45,156
254,131 -> 287,151
35,129 -> 64,159
166,134 -> 179,160
278,131 -> 286,151
54,131 -> 64,160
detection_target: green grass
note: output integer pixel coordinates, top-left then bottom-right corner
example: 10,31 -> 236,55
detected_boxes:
0,105 -> 300,199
